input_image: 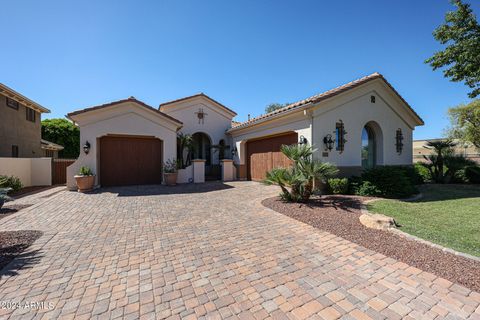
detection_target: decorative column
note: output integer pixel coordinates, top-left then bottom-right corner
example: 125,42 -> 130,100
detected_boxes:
192,159 -> 205,183
221,159 -> 234,182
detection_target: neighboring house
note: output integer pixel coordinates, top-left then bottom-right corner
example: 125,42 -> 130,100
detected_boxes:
413,139 -> 480,164
66,72 -> 424,189
0,83 -> 61,158
41,139 -> 64,158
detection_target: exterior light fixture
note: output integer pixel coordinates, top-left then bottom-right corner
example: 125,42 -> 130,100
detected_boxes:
231,146 -> 238,156
323,134 -> 334,151
395,129 -> 404,154
83,141 -> 91,155
299,135 -> 308,145
335,120 -> 347,153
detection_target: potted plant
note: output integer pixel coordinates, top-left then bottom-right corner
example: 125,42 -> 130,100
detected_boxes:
0,188 -> 13,210
74,166 -> 95,192
164,159 -> 178,186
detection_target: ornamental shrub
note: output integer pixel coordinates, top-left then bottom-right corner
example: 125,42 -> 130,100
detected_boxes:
355,181 -> 382,197
327,178 -> 349,194
0,175 -> 23,192
359,166 -> 416,198
414,162 -> 432,183
465,166 -> 480,184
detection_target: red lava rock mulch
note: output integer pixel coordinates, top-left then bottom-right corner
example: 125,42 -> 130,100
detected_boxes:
0,230 -> 43,271
262,195 -> 480,292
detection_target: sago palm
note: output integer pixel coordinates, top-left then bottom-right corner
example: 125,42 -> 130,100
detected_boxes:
264,143 -> 338,202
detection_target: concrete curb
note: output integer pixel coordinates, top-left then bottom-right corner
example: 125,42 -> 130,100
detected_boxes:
361,202 -> 480,263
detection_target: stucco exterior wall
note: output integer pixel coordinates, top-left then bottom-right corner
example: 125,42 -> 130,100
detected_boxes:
311,81 -> 414,167
0,157 -> 52,186
161,97 -> 234,164
230,111 -> 312,165
0,95 -> 42,158
66,102 -> 179,189
230,79 -> 418,175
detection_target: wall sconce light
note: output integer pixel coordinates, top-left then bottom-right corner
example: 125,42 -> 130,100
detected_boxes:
323,134 -> 334,151
395,129 -> 404,154
83,141 -> 91,155
299,135 -> 308,145
231,146 -> 238,156
335,120 -> 347,153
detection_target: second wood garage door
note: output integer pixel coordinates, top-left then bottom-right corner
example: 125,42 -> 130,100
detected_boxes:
100,136 -> 163,187
246,132 -> 298,181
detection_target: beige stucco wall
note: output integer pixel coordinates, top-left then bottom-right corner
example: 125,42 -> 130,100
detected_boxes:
0,157 -> 52,186
230,79 -> 420,172
0,95 -> 42,158
161,96 -> 235,165
312,80 -> 415,167
66,102 -> 179,190
230,110 -> 312,165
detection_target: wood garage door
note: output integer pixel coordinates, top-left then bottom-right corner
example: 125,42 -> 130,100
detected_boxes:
246,132 -> 298,181
100,136 -> 163,187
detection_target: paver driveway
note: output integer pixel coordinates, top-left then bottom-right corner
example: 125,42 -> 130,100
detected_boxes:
0,181 -> 478,319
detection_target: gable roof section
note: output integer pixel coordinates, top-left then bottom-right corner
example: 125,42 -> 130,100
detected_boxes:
41,139 -> 64,151
0,83 -> 50,113
229,73 -> 424,131
159,93 -> 237,116
67,97 -> 183,125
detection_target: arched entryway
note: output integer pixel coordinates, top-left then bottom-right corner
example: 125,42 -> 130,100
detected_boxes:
192,132 -> 211,165
192,132 -> 220,180
361,121 -> 383,169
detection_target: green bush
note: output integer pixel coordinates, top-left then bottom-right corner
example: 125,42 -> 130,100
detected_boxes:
465,166 -> 480,183
0,175 -> 23,192
347,176 -> 363,195
355,181 -> 382,197
359,166 -> 416,198
395,165 -> 424,185
414,162 -> 432,182
327,178 -> 349,194
452,168 -> 469,183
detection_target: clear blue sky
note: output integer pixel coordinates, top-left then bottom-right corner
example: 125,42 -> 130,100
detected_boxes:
1,0 -> 479,139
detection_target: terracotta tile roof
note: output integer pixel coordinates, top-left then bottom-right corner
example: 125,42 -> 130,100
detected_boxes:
67,97 -> 183,125
228,73 -> 424,131
159,93 -> 237,116
231,120 -> 242,127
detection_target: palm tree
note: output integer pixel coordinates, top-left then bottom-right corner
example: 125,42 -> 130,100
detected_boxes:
264,144 -> 338,202
421,140 -> 456,183
177,132 -> 193,168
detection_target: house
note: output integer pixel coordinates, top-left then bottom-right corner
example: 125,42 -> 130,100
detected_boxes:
66,73 -> 424,189
0,83 -> 62,158
413,139 -> 479,164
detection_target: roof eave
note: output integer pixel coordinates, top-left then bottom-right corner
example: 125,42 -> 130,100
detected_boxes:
160,93 -> 237,117
0,83 -> 50,113
67,98 -> 183,128
227,103 -> 313,134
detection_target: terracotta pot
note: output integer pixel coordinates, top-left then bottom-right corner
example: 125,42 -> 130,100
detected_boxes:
74,175 -> 95,192
164,173 -> 178,186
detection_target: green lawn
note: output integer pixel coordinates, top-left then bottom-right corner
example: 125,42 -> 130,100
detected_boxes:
367,184 -> 480,257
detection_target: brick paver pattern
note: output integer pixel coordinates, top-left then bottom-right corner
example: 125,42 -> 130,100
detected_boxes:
0,181 -> 478,319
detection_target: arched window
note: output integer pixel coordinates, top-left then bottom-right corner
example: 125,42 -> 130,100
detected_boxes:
361,125 -> 376,169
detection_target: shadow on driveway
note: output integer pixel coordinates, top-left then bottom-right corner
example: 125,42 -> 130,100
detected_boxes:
93,181 -> 235,197
0,249 -> 44,278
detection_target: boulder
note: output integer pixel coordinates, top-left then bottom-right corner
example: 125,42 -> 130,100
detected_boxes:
359,213 -> 397,230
